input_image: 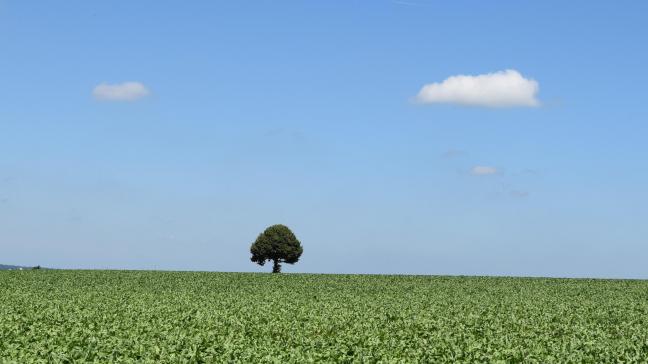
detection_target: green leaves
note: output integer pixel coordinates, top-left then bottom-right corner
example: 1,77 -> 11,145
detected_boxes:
1,271 -> 648,362
250,225 -> 303,272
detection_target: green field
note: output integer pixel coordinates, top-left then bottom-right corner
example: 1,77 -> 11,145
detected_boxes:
1,271 -> 648,363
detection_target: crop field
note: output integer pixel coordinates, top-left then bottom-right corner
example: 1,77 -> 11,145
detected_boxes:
1,271 -> 648,363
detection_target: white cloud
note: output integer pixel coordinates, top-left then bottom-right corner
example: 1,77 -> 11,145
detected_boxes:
471,166 -> 498,176
92,82 -> 150,101
415,70 -> 539,108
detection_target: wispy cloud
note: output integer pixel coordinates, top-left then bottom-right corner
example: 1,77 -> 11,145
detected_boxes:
471,166 -> 498,176
509,189 -> 530,198
92,81 -> 150,102
441,149 -> 465,158
415,69 -> 539,108
500,183 -> 530,199
392,0 -> 427,6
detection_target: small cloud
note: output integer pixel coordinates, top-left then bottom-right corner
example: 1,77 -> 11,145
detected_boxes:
415,69 -> 540,108
92,81 -> 150,101
471,166 -> 498,176
441,149 -> 464,158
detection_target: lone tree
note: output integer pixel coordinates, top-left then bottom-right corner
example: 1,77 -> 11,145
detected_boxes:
250,224 -> 303,273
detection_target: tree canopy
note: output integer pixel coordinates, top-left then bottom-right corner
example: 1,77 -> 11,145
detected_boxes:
250,224 -> 303,273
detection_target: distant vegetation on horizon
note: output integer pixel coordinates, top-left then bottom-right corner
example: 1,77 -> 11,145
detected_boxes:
0,264 -> 27,270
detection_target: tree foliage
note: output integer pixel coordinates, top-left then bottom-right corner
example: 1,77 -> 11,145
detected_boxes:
250,224 -> 303,273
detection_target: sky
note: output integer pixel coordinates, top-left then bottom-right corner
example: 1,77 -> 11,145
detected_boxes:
1,1 -> 647,278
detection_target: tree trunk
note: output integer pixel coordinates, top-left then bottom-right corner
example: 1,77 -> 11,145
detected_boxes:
272,260 -> 281,273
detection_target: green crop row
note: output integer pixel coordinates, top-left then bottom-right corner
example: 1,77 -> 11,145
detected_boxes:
1,271 -> 648,363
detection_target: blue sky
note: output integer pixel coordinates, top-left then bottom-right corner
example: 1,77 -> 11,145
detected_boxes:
1,1 -> 647,278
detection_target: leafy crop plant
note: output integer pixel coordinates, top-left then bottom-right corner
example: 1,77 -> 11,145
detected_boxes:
1,271 -> 648,362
